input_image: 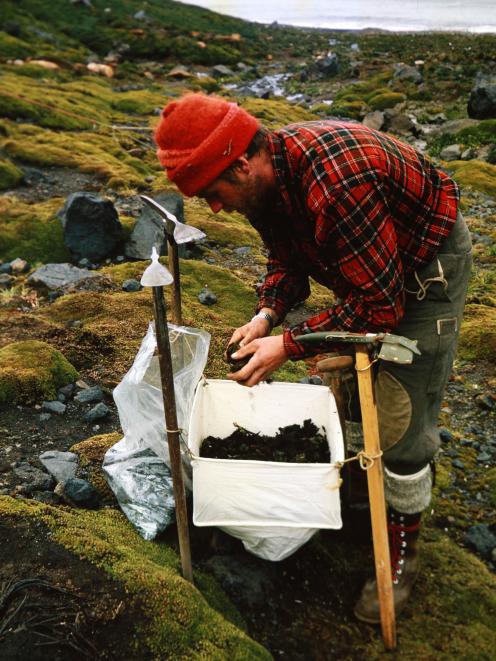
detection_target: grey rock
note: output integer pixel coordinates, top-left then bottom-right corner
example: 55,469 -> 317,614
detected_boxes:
10,258 -> 29,274
28,263 -> 97,291
122,278 -> 141,292
440,144 -> 463,161
475,394 -> 495,411
133,9 -> 148,21
32,490 -> 61,505
57,192 -> 123,262
0,274 -> 14,290
58,383 -> 75,399
468,75 -> 496,119
39,413 -> 51,422
59,477 -> 100,509
362,110 -> 385,131
461,147 -> 477,160
385,111 -> 418,136
0,263 -> 12,274
13,463 -> 54,493
167,65 -> 194,79
464,524 -> 496,559
212,64 -> 235,78
198,288 -> 217,305
233,246 -> 251,256
451,459 -> 465,470
205,554 -> 275,610
124,193 -> 185,260
74,386 -> 104,404
299,375 -> 323,385
393,63 -> 422,84
477,452 -> 492,463
83,402 -> 110,422
39,450 -> 79,482
42,400 -> 66,415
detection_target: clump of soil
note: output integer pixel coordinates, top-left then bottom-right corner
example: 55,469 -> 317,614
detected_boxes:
224,342 -> 251,372
199,419 -> 331,463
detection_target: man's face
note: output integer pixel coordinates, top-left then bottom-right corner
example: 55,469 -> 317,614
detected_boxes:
198,165 -> 277,221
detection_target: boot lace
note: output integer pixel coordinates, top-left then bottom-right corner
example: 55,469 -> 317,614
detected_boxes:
388,512 -> 420,585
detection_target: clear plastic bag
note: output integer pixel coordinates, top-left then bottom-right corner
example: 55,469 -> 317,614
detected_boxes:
103,322 -> 210,538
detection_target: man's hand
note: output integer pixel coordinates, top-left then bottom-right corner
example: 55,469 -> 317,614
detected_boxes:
227,335 -> 288,387
228,310 -> 274,348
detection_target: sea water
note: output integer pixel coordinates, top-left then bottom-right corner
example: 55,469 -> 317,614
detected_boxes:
181,0 -> 496,33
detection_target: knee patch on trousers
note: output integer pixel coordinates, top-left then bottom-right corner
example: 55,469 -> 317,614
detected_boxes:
376,370 -> 412,451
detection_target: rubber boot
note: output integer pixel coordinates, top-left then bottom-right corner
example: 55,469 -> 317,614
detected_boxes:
354,508 -> 421,624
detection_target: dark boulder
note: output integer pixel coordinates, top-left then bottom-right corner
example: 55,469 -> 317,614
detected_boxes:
124,192 -> 185,260
58,192 -> 123,262
468,75 -> 496,119
315,52 -> 339,77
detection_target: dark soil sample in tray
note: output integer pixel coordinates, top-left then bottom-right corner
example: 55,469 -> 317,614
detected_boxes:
199,419 -> 331,463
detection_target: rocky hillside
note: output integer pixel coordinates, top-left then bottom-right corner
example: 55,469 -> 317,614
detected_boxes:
0,1 -> 495,659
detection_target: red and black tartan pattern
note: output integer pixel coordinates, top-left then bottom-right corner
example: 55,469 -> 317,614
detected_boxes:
253,121 -> 459,358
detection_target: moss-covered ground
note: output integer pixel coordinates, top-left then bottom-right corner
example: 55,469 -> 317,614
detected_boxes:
1,0 -> 495,658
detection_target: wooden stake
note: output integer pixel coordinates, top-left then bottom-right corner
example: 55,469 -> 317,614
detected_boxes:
152,286 -> 193,583
166,219 -> 182,325
355,345 -> 396,650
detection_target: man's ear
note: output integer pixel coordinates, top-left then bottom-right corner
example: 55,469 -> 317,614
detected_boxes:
234,155 -> 251,174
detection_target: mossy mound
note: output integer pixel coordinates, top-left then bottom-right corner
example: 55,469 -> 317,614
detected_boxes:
0,196 -> 69,263
1,122 -> 155,190
70,432 -> 121,498
446,160 -> 496,197
459,304 -> 496,363
0,496 -> 270,659
0,157 -> 23,189
368,91 -> 406,111
0,339 -> 78,404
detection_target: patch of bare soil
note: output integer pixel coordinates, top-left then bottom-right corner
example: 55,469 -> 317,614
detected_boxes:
3,165 -> 101,204
0,517 -> 148,660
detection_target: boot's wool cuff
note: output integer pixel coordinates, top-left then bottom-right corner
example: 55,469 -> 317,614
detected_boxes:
384,464 -> 432,514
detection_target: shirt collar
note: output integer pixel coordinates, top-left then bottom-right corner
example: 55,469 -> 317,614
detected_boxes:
267,131 -> 293,215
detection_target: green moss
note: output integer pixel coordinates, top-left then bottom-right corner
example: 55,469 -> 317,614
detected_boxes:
0,158 -> 23,189
0,339 -> 78,404
241,97 -> 317,129
328,100 -> 366,120
0,496 -> 270,659
459,304 -> 496,363
1,124 -> 154,190
447,160 -> 496,197
368,91 -> 406,110
0,31 -> 35,58
0,196 -> 69,263
70,432 -> 121,498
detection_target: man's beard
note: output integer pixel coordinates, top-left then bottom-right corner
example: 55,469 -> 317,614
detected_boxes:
240,173 -> 278,223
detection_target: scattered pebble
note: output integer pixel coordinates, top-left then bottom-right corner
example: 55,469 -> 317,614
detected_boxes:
83,402 -> 110,422
42,400 -> 66,415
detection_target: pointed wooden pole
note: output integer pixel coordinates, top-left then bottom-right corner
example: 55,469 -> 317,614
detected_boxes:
355,345 -> 396,650
152,286 -> 193,583
141,248 -> 193,584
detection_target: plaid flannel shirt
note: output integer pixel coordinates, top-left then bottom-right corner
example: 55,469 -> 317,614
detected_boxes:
253,121 -> 459,358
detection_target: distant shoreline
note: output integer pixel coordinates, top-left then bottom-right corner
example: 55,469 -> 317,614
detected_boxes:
260,21 -> 496,35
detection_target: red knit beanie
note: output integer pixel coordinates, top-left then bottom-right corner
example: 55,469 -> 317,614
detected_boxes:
154,93 -> 260,197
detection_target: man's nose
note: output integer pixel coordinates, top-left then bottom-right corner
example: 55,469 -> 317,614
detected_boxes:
208,199 -> 223,214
